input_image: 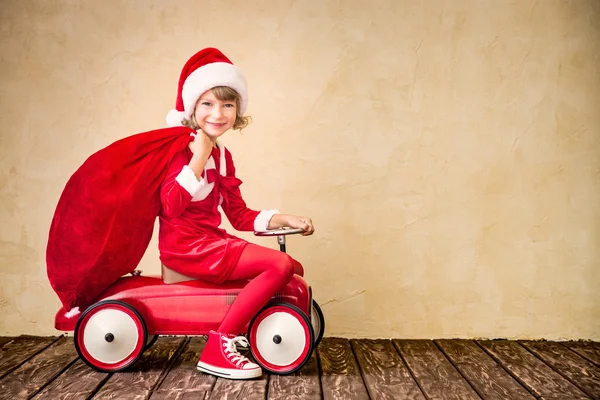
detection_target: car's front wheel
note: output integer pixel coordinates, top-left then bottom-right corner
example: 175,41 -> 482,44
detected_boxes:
248,303 -> 314,375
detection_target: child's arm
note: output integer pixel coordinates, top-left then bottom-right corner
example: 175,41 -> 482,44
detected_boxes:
220,187 -> 272,232
220,148 -> 314,235
161,133 -> 214,218
219,150 -> 270,231
268,214 -> 314,236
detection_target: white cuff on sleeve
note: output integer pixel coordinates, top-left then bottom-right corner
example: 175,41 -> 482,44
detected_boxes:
175,165 -> 207,196
254,209 -> 280,232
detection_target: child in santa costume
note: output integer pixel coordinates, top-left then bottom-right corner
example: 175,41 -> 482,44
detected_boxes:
161,47 -> 314,379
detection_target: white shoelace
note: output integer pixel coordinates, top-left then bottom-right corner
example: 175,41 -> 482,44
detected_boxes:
222,335 -> 252,367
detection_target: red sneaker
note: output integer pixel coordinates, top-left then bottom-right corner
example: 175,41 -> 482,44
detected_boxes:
197,331 -> 262,379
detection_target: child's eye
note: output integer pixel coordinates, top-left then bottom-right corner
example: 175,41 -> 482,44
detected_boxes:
224,103 -> 235,108
202,102 -> 212,106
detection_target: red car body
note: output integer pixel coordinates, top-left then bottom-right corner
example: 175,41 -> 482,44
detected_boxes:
55,273 -> 312,335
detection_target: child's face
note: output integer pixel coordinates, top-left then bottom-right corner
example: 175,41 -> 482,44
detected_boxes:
193,89 -> 236,140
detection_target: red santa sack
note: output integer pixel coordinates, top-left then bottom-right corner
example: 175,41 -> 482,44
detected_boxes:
46,126 -> 194,313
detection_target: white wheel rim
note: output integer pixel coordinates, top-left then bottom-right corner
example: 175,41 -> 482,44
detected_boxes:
82,308 -> 140,364
255,311 -> 307,366
311,304 -> 321,342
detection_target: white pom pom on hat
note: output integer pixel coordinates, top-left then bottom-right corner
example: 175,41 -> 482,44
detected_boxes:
166,48 -> 248,127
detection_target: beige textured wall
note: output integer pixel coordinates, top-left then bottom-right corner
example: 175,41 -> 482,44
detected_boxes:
1,0 -> 599,339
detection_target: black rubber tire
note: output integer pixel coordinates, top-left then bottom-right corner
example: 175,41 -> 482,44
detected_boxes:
311,300 -> 325,347
145,334 -> 159,350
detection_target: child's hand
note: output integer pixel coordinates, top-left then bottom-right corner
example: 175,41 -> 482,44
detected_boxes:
286,215 -> 315,236
188,130 -> 213,162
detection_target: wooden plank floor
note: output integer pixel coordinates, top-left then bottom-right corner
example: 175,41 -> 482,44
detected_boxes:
1,336 -> 599,399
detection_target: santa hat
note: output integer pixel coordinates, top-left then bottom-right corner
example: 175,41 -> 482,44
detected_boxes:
166,48 -> 248,127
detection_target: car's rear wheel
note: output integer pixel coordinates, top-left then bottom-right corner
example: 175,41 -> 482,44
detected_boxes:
74,300 -> 147,372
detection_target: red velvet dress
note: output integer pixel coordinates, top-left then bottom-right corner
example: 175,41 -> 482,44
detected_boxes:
158,144 -> 271,283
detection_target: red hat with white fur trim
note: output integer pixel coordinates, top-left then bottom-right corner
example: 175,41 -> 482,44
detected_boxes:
166,48 -> 248,127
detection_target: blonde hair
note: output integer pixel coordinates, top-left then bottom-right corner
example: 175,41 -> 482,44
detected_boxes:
182,86 -> 250,131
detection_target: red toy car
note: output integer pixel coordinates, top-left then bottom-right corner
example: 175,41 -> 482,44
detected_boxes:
54,228 -> 324,375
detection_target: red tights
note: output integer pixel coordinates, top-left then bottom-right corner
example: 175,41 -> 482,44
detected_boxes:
217,243 -> 304,334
